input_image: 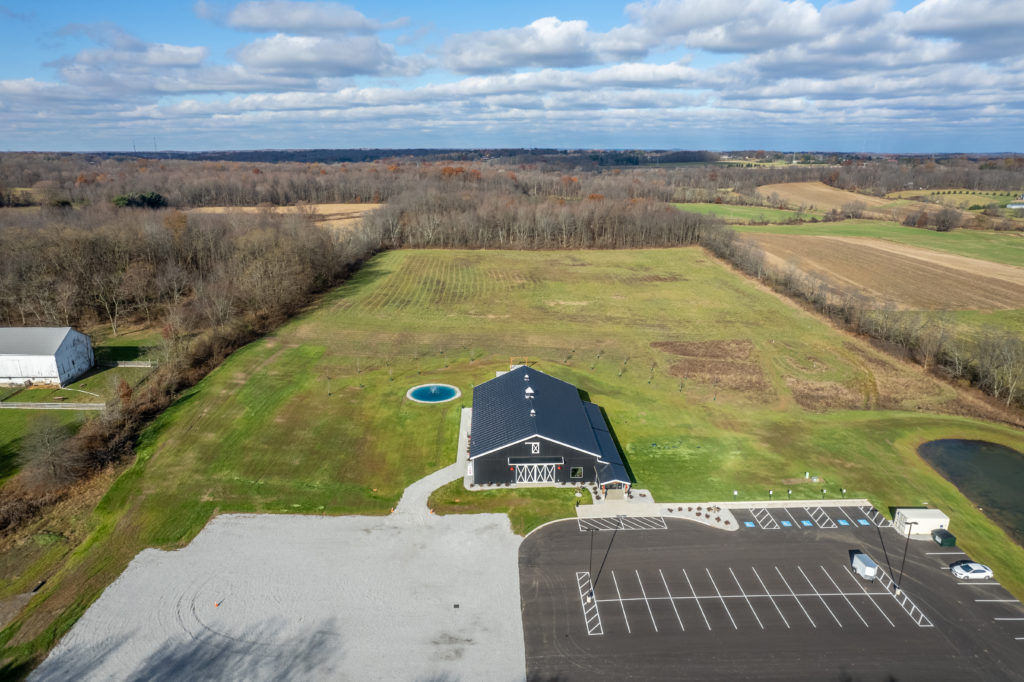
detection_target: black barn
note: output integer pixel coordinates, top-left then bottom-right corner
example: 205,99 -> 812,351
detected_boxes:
468,366 -> 630,488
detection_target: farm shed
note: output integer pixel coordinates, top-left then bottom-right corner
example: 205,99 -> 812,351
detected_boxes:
0,327 -> 94,387
894,508 -> 950,536
468,365 -> 630,488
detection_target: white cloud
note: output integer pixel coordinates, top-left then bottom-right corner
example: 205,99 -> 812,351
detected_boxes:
235,33 -> 417,76
4,2 -> 1024,150
227,0 -> 404,35
442,16 -> 649,74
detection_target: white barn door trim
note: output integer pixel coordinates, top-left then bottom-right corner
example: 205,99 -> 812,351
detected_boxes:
514,463 -> 556,483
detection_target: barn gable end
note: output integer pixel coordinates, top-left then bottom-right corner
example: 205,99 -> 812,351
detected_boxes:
469,366 -> 630,487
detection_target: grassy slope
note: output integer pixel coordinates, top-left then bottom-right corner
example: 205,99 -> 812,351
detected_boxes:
0,412 -> 85,486
734,220 -> 1024,269
674,203 -> 820,223
5,248 -> 1024,670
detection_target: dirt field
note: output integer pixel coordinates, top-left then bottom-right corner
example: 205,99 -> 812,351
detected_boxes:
757,182 -> 938,222
188,203 -> 378,231
748,233 -> 1024,310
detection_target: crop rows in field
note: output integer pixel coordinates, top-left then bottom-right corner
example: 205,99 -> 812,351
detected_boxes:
341,252 -> 540,314
749,234 -> 1024,310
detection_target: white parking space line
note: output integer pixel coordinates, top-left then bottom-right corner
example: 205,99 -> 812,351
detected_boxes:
611,571 -> 631,634
820,565 -> 868,627
659,569 -> 685,632
683,569 -> 711,631
926,551 -> 966,555
578,516 -> 668,532
798,565 -> 843,627
706,568 -> 738,630
843,567 -> 895,627
751,508 -> 780,529
636,570 -> 658,633
775,566 -> 816,628
576,572 -> 604,636
783,507 -> 800,526
807,507 -> 837,528
751,567 -> 790,628
959,582 -> 1000,585
729,567 -> 764,630
994,618 -> 1024,621
836,506 -> 859,525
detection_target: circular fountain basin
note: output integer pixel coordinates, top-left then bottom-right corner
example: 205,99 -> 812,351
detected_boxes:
406,383 -> 461,403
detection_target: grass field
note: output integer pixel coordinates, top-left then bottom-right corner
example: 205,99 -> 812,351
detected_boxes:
0,412 -> 85,486
5,248 -> 1024,671
757,182 -> 966,222
734,220 -> 1024,269
674,202 -> 820,223
886,189 -> 1019,208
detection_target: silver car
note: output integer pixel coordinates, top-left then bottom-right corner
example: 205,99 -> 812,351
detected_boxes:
950,560 -> 993,580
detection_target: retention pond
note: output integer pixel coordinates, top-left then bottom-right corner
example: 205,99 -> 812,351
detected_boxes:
917,439 -> 1024,545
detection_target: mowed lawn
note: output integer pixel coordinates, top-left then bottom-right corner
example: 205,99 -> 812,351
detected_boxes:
734,220 -> 1024,269
6,248 -> 1024,669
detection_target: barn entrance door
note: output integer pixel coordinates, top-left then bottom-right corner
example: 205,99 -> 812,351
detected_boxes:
515,463 -> 556,483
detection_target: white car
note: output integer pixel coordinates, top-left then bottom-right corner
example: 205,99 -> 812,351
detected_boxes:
950,561 -> 993,580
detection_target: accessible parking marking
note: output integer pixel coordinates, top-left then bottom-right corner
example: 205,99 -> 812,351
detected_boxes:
806,507 -> 837,528
859,506 -> 893,527
576,571 -> 603,636
750,508 -> 780,529
578,516 -> 668,532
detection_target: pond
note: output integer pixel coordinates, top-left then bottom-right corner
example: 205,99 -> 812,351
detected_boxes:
406,383 -> 460,403
917,439 -> 1024,545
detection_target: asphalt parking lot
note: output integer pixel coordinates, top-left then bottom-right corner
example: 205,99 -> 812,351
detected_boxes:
520,511 -> 1024,681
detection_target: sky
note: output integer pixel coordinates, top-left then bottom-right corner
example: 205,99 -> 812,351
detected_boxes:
0,0 -> 1022,152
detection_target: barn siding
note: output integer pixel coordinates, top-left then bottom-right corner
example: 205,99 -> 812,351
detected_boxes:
0,329 -> 94,386
472,437 -> 600,485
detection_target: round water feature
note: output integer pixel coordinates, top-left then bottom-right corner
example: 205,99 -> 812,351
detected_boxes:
406,383 -> 461,403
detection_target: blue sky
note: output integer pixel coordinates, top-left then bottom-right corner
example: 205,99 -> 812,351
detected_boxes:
1,0 -> 1022,152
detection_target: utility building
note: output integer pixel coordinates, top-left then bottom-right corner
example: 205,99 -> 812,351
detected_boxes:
0,327 -> 94,387
468,366 -> 630,488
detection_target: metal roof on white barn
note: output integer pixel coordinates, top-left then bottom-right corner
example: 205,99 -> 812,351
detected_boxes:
0,327 -> 76,356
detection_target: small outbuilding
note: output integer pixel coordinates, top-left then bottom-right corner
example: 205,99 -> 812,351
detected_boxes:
894,507 -> 950,536
0,327 -> 94,387
468,366 -> 630,488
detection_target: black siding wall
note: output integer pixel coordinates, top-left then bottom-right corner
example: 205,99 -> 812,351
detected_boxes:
472,437 -> 600,485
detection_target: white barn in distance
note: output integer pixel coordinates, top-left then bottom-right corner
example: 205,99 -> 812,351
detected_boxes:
0,327 -> 95,387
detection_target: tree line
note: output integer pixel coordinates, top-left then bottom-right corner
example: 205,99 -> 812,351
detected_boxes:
706,233 -> 1024,412
0,204 -> 380,532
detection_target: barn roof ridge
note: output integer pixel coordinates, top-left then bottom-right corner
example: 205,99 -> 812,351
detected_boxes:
0,327 -> 76,356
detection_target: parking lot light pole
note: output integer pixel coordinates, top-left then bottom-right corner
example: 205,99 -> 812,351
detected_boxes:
821,488 -> 826,500
896,521 -> 918,595
841,488 -> 846,499
769,489 -> 773,501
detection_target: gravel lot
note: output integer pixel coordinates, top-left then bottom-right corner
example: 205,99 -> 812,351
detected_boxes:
32,463 -> 525,681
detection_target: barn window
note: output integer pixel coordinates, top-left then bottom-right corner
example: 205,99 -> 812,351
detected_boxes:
570,467 -> 584,479
527,441 -> 540,454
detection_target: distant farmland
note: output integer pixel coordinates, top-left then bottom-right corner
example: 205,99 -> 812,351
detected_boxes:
747,233 -> 1024,310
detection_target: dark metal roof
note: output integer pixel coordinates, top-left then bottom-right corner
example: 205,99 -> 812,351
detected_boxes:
470,365 -> 597,458
584,402 -> 630,485
470,367 -> 630,484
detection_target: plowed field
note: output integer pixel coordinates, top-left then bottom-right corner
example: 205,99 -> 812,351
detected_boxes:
749,233 -> 1024,310
757,181 -> 943,222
